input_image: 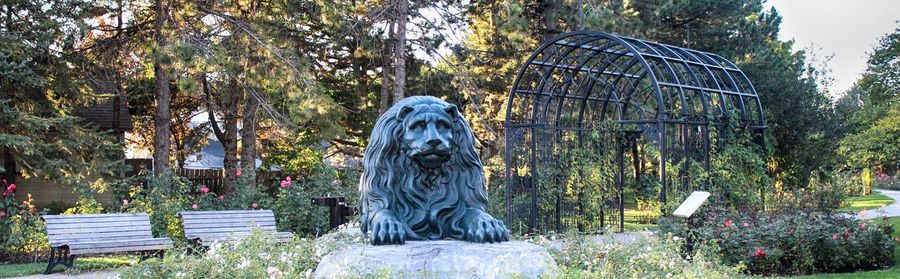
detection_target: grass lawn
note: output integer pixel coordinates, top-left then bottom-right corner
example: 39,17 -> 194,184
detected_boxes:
781,216 -> 900,279
838,193 -> 894,212
0,256 -> 134,278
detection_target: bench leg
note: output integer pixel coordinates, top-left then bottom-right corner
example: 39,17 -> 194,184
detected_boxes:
45,247 -> 75,274
139,250 -> 165,261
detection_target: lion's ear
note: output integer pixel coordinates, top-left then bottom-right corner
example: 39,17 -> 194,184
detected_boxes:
396,105 -> 415,121
444,104 -> 459,121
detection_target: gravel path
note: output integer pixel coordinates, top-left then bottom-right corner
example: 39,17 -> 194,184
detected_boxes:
859,189 -> 900,219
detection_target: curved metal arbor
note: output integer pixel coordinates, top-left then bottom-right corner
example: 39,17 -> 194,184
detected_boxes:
503,31 -> 765,234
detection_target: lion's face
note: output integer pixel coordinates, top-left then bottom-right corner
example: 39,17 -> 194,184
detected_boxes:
398,104 -> 457,169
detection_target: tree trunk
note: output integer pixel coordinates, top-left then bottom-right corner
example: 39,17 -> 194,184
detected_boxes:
392,0 -> 408,103
241,92 -> 258,190
542,0 -> 560,42
221,78 -> 241,193
378,19 -> 395,115
152,0 -> 171,176
2,148 -> 15,185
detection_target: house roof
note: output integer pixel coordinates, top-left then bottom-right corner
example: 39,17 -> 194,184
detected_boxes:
77,73 -> 133,131
76,99 -> 133,131
184,139 -> 262,170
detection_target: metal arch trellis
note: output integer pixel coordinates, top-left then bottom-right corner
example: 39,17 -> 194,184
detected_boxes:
502,31 -> 767,235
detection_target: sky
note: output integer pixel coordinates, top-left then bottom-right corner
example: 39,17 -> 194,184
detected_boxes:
765,0 -> 900,97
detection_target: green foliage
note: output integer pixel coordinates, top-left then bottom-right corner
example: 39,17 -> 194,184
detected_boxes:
534,232 -> 743,278
273,164 -> 358,236
0,184 -> 48,262
659,208 -> 896,275
835,25 -> 900,180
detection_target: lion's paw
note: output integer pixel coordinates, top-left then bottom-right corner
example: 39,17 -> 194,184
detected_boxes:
370,216 -> 407,245
463,212 -> 510,243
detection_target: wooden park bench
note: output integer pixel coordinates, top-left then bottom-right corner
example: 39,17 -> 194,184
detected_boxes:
42,213 -> 173,274
179,210 -> 293,247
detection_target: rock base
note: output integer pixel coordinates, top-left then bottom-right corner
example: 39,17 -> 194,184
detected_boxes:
314,240 -> 558,279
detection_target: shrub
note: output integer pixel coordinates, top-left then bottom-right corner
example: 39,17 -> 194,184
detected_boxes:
658,207 -> 896,275
531,231 -> 743,278
1,181 -> 49,263
119,230 -> 318,278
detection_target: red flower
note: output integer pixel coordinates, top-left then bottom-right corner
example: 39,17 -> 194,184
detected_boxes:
724,219 -> 733,228
6,184 -> 16,192
200,185 -> 209,194
1,179 -> 6,184
217,195 -> 225,201
191,203 -> 198,210
843,233 -> 850,239
754,249 -> 766,257
251,202 -> 258,209
235,168 -> 243,177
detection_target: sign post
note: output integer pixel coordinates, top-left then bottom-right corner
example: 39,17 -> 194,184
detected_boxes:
672,191 -> 711,255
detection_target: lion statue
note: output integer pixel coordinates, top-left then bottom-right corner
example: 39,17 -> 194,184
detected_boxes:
359,96 -> 510,245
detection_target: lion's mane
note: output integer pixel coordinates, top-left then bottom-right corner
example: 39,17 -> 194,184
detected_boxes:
359,96 -> 488,240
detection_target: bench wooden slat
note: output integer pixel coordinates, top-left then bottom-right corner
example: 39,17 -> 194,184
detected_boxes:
182,220 -> 276,229
68,238 -> 172,249
46,220 -> 151,230
197,232 -> 293,246
179,210 -> 274,215
43,213 -> 150,219
180,213 -> 275,220
42,216 -> 151,224
185,226 -> 277,235
47,225 -> 152,236
70,244 -> 171,255
50,231 -> 152,242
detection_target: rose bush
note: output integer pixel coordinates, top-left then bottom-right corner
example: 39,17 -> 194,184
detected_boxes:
659,207 -> 896,275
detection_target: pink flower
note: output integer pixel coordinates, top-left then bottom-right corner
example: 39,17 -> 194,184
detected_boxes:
0,210 -> 6,218
235,168 -> 243,177
832,234 -> 839,240
122,199 -> 129,206
1,179 -> 6,184
754,249 -> 765,257
251,202 -> 258,209
191,203 -> 198,210
859,223 -> 867,229
217,195 -> 225,201
742,222 -> 749,228
285,176 -> 291,182
6,184 -> 16,192
280,180 -> 290,189
723,219 -> 733,228
200,185 -> 209,194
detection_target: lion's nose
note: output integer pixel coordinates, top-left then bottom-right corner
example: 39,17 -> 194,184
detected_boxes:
426,138 -> 442,147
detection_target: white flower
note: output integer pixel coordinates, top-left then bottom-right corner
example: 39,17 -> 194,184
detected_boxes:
237,258 -> 250,269
174,272 -> 186,277
666,273 -> 672,278
305,269 -> 313,277
267,266 -> 283,278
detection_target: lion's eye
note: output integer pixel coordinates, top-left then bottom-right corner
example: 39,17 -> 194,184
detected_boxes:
410,121 -> 425,130
437,121 -> 450,130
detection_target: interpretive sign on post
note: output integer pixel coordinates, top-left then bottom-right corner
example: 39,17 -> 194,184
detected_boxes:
672,191 -> 711,218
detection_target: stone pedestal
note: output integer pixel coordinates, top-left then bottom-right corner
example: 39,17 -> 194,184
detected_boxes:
314,240 -> 558,279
